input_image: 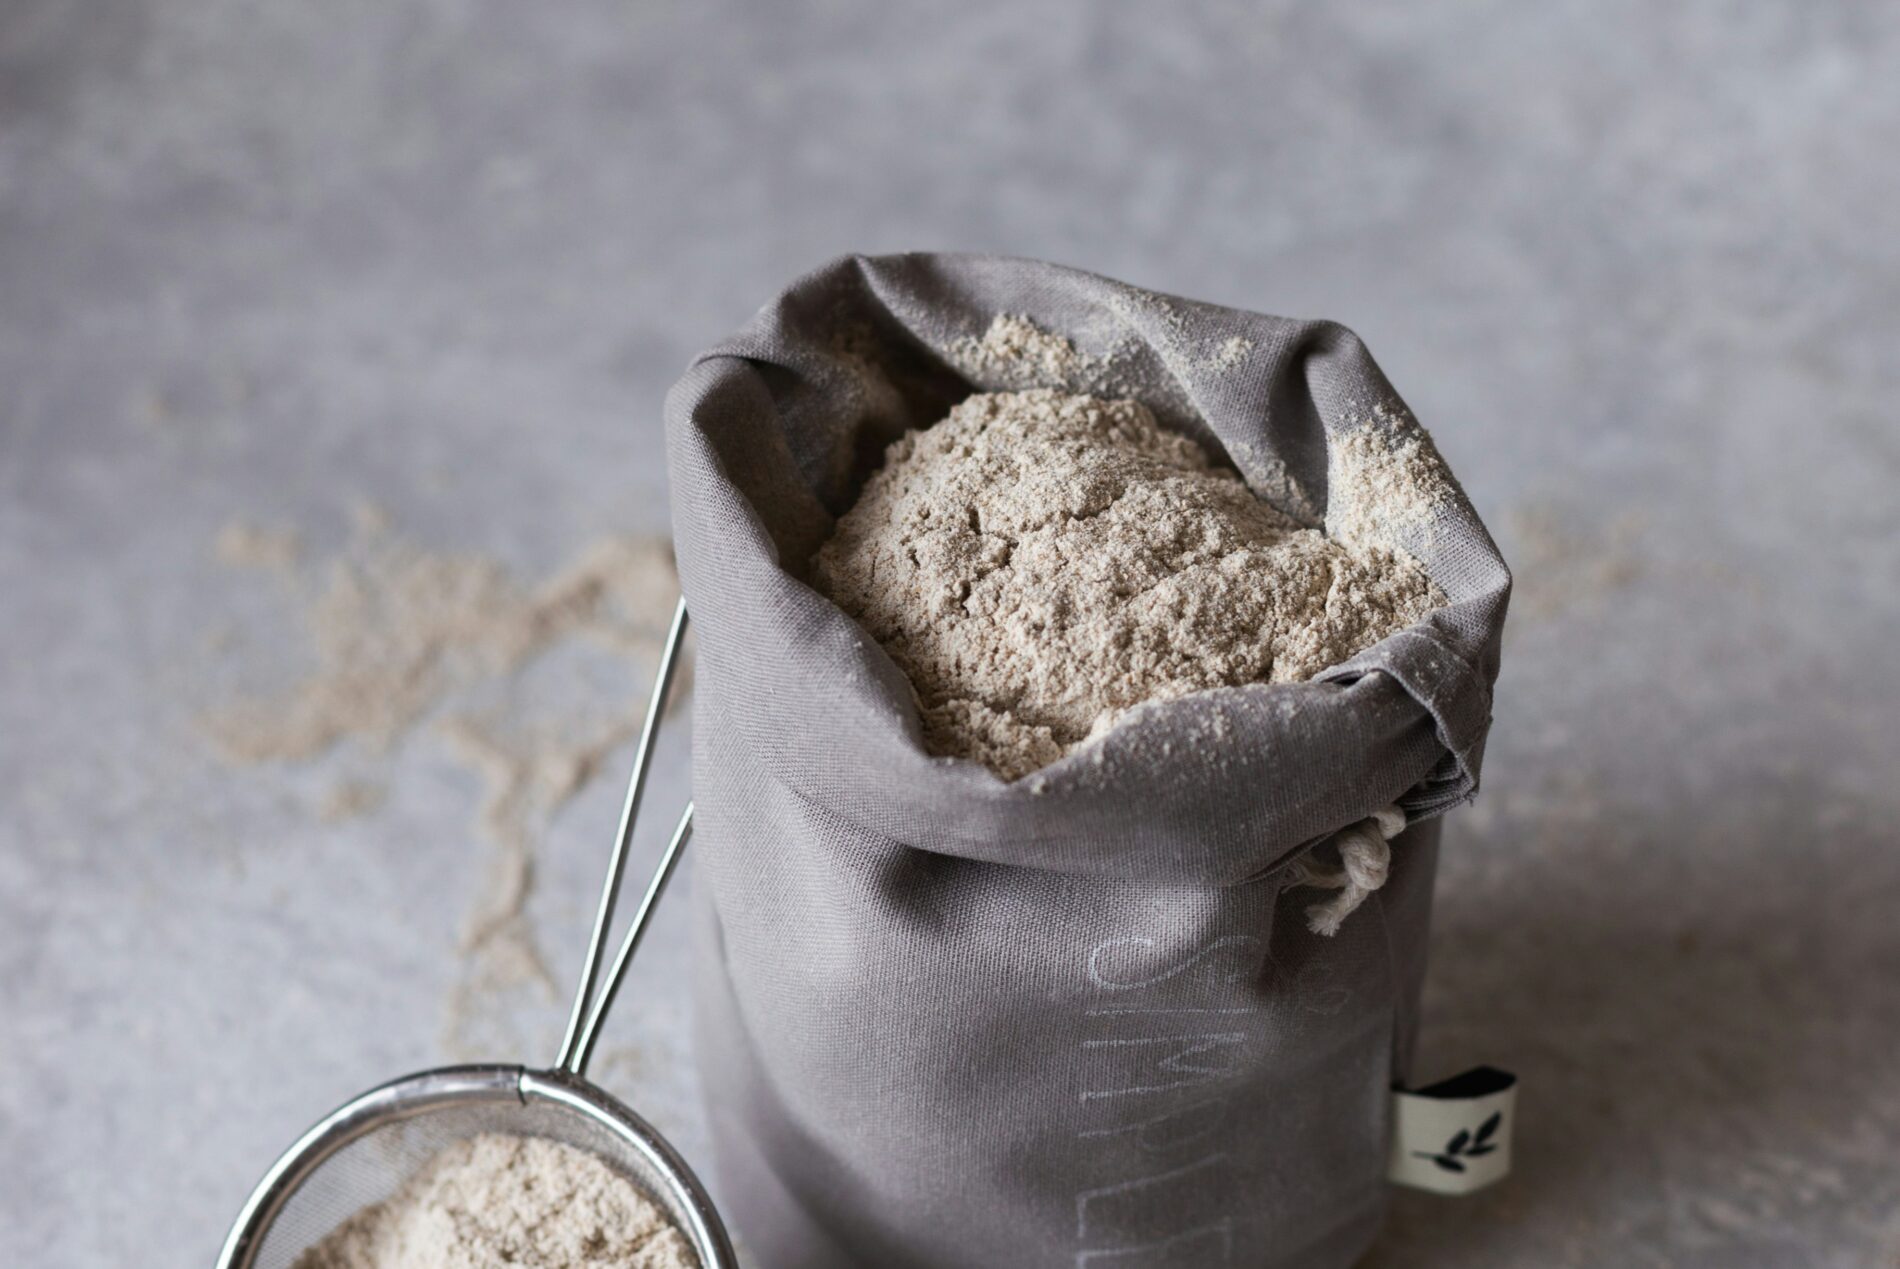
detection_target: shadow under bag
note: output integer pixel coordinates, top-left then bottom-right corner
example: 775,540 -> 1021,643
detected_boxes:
664,252 -> 1510,1268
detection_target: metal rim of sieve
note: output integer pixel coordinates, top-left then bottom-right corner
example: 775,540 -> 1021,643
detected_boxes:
217,600 -> 735,1268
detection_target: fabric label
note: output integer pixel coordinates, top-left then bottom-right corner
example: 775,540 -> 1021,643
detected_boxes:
1387,1066 -> 1517,1194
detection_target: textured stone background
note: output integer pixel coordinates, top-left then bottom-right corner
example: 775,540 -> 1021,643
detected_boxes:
3,2 -> 1897,1265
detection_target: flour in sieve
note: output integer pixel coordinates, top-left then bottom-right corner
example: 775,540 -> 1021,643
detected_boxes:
291,1133 -> 695,1269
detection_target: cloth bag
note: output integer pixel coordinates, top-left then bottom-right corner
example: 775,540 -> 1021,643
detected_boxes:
664,253 -> 1510,1268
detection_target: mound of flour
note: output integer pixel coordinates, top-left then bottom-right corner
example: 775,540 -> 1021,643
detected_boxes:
813,389 -> 1446,781
292,1133 -> 695,1269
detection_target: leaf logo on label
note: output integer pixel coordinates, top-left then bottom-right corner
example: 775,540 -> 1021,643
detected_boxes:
1410,1110 -> 1502,1174
1388,1065 -> 1515,1194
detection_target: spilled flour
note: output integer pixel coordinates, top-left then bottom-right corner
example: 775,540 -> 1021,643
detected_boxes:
292,1133 -> 695,1269
202,514 -> 684,1055
203,531 -> 678,762
813,389 -> 1446,780
1506,502 -> 1645,620
216,519 -> 304,571
433,711 -> 649,1032
318,778 -> 387,824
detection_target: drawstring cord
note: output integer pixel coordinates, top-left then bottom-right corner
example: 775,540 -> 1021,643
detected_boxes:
1285,804 -> 1406,936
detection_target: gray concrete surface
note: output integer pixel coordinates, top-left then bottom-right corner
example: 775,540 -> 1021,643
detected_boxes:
4,2 -> 1898,1265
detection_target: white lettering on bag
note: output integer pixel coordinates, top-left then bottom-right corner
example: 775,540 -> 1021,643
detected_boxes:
1072,933 -> 1261,1266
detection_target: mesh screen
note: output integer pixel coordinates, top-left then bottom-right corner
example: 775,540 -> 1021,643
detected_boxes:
247,1096 -> 705,1268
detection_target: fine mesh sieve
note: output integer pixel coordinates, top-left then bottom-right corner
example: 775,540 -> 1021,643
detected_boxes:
218,600 -> 735,1269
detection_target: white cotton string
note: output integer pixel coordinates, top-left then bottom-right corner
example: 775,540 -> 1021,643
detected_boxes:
1288,804 -> 1407,936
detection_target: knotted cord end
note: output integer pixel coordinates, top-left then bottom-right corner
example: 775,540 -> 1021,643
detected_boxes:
1291,804 -> 1406,936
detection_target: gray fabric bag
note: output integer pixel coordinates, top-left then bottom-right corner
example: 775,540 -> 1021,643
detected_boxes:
664,253 -> 1509,1268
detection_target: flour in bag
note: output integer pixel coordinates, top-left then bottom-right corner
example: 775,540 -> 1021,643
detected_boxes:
813,389 -> 1446,780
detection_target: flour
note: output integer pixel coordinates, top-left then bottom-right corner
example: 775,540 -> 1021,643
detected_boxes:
215,519 -> 303,571
292,1133 -> 695,1269
813,389 -> 1446,780
1211,335 -> 1254,371
1325,399 -> 1462,553
435,710 -> 645,1045
943,309 -> 1318,525
203,531 -> 678,762
953,314 -> 1091,385
318,778 -> 387,823
945,313 -> 1140,399
202,518 -> 685,1056
1506,502 -> 1644,620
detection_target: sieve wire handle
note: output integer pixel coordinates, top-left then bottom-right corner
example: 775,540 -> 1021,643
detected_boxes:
555,597 -> 693,1078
